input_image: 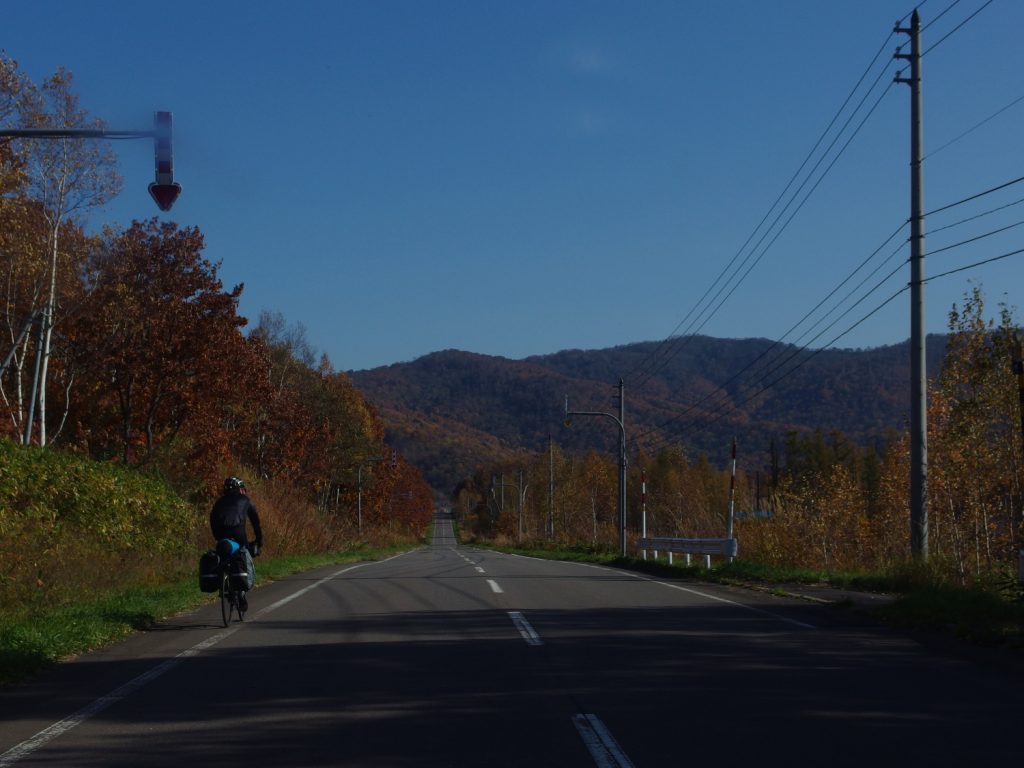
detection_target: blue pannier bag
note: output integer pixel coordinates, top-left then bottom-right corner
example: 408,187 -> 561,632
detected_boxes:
216,538 -> 240,558
199,550 -> 220,593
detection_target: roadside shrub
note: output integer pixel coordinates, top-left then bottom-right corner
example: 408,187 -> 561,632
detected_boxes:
0,439 -> 199,614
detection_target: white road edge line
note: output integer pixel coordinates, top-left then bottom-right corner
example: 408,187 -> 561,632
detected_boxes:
498,551 -> 816,630
486,579 -> 504,594
0,551 -> 412,767
507,611 -> 543,646
573,714 -> 636,768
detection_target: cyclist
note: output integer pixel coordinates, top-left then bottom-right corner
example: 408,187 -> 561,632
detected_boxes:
210,476 -> 263,611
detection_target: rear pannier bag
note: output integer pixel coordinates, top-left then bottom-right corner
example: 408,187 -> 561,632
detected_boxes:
199,550 -> 221,593
229,549 -> 255,592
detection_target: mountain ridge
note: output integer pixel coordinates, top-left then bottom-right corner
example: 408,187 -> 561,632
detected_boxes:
349,335 -> 948,496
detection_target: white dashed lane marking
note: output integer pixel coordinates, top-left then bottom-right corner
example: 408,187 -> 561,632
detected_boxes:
574,714 -> 635,768
508,611 -> 543,646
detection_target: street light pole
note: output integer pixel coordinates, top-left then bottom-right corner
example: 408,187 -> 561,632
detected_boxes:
566,379 -> 627,556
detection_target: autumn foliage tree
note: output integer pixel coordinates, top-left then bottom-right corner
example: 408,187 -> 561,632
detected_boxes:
70,219 -> 250,467
925,287 -> 1023,580
0,60 -> 432,565
463,289 -> 1023,585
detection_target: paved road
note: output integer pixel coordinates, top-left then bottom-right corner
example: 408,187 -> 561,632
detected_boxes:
1,514 -> 1022,766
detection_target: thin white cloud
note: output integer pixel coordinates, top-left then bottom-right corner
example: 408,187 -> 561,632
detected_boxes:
569,47 -> 607,74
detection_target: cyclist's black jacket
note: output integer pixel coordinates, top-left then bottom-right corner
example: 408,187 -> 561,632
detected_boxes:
210,492 -> 263,549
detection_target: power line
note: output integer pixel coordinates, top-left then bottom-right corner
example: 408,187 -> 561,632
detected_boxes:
747,223 -> 908,382
632,4 -> 930,448
634,1 -> 1010,459
920,0 -> 963,31
923,0 -> 995,56
924,245 -> 1024,283
645,245 -> 908,448
641,236 -> 1024,453
925,173 -> 1024,217
631,220 -> 909,444
925,93 -> 1024,160
638,283 -> 911,455
764,238 -> 909,369
625,23 -> 902,389
928,195 -> 1024,235
927,218 -> 1024,257
634,233 -> 910,449
631,75 -> 897,396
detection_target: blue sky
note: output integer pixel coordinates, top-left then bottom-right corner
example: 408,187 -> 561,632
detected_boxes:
6,1 -> 1024,372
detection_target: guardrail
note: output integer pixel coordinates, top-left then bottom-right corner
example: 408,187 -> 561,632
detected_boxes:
638,536 -> 738,568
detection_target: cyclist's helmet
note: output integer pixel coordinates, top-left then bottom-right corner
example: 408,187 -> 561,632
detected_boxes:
223,476 -> 246,494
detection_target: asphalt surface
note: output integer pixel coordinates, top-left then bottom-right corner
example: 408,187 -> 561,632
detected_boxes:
1,514 -> 1022,767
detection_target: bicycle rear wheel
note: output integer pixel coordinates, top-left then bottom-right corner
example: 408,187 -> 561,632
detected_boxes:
220,573 -> 232,627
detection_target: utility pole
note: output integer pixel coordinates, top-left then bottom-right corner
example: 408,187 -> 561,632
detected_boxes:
896,10 -> 928,559
566,379 -> 627,556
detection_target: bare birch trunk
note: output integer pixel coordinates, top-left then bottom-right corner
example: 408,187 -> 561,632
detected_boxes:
37,231 -> 59,446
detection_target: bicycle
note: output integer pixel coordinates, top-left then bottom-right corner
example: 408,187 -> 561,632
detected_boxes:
219,562 -> 246,627
217,541 -> 258,627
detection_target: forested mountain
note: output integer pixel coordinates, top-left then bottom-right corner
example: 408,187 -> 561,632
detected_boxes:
350,335 -> 949,496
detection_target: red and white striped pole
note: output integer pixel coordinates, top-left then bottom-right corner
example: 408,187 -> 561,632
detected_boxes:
641,469 -> 647,560
727,438 -> 737,549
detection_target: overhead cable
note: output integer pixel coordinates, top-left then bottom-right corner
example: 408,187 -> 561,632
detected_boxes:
920,0 -> 963,31
925,173 -> 1024,217
928,195 -> 1024,235
624,24 -> 901,389
927,218 -> 1024,257
634,238 -> 910,447
924,246 -> 1024,283
925,93 -> 1024,161
638,283 -> 911,454
632,75 -> 897,396
922,0 -> 995,56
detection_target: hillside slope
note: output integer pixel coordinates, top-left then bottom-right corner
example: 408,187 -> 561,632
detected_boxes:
350,336 -> 948,495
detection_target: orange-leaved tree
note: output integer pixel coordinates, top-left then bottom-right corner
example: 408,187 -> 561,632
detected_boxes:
71,218 -> 251,471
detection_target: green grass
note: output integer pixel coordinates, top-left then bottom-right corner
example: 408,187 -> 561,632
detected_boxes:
0,544 -> 418,687
875,583 -> 1024,647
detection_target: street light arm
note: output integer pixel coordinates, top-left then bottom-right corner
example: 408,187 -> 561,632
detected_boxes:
563,379 -> 628,556
0,128 -> 156,139
0,112 -> 181,212
566,408 -> 625,438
